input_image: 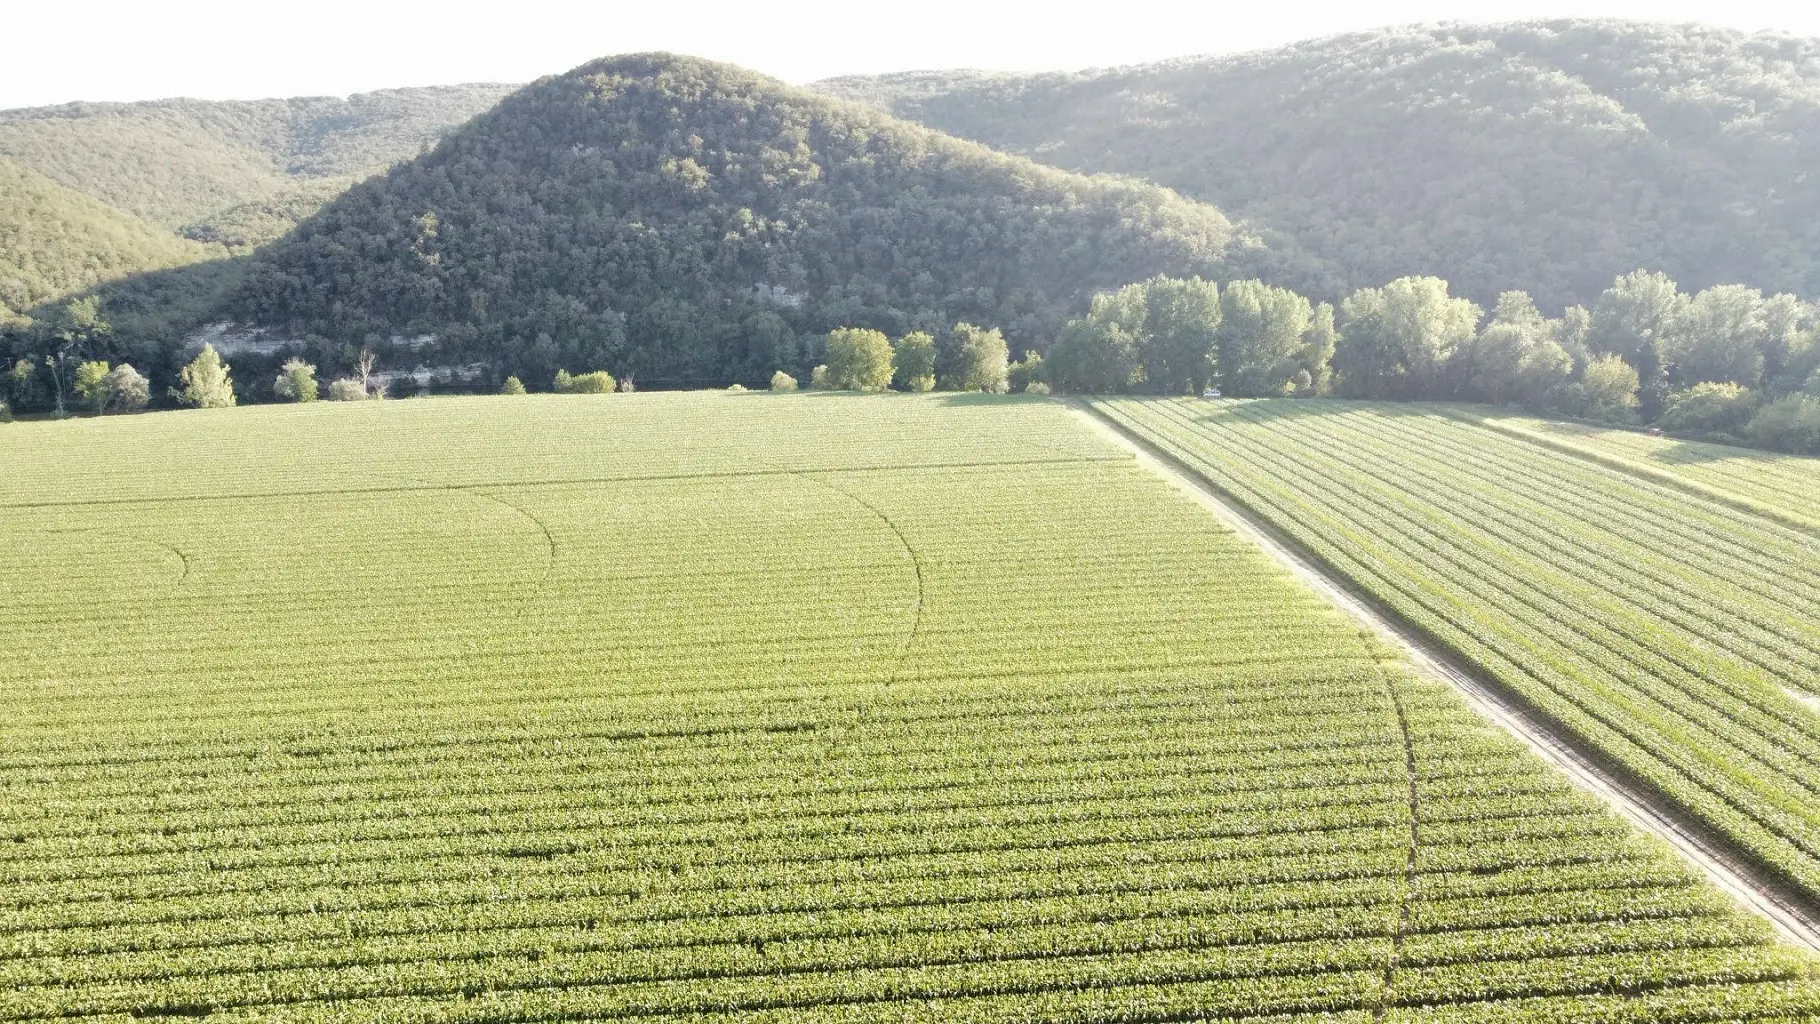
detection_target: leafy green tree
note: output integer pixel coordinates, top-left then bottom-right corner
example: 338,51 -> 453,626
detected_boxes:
943,323 -> 1009,393
172,344 -> 236,408
1589,270 -> 1686,360
810,365 -> 830,390
824,328 -> 894,391
1046,311 -> 1141,393
73,361 -> 112,412
1461,292 -> 1573,406
201,55 -> 1236,387
1139,277 -> 1221,394
892,332 -> 936,391
1007,350 -> 1044,393
500,375 -> 527,394
1217,279 -> 1310,396
1297,303 -> 1338,395
561,371 -> 617,394
102,364 -> 150,413
552,369 -> 574,393
820,22 -> 1820,312
1669,285 -> 1769,387
1334,277 -> 1480,399
1569,354 -> 1641,421
5,358 -> 45,412
1745,395 -> 1820,455
273,358 -> 319,402
327,378 -> 368,401
45,297 -> 111,418
1658,382 -> 1760,436
769,370 -> 798,392
1759,294 -> 1806,388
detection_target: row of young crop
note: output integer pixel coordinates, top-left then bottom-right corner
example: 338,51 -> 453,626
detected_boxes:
4,396 -> 1816,1020
0,393 -> 1108,508
1461,410 -> 1820,523
1327,407 -> 1820,687
1311,409 -> 1820,660
0,701 -> 1772,1019
1091,396 -> 1820,904
0,463 -> 1354,737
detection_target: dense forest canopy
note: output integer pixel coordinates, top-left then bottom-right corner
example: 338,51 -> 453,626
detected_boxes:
0,85 -> 513,312
816,19 -> 1820,311
204,53 -> 1251,386
0,157 -> 216,316
0,86 -> 515,242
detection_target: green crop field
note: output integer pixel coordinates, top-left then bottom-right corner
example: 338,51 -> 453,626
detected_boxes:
1450,409 -> 1820,532
1092,396 -> 1820,913
3,393 -> 1818,1022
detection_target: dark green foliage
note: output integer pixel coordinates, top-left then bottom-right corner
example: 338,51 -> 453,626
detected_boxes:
1006,349 -> 1044,392
1043,290 -> 1144,394
891,331 -> 935,391
1045,276 -> 1221,395
1215,279 -> 1310,397
1333,277 -> 1481,400
0,86 -> 516,244
0,157 -> 216,312
1138,277 -> 1221,395
221,54 -> 1244,385
1457,292 -> 1574,407
0,87 -> 512,313
940,322 -> 1009,393
1658,382 -> 1761,437
819,20 -> 1820,309
1745,394 -> 1820,454
824,328 -> 894,391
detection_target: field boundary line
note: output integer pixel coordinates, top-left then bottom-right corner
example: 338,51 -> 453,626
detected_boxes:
1070,398 -> 1820,953
0,456 -> 1124,511
1434,407 -> 1820,539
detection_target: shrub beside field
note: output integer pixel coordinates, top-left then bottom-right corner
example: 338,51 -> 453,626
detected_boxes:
0,393 -> 1815,1019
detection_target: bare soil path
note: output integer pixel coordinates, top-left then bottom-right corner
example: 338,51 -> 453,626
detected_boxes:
1072,400 -> 1820,953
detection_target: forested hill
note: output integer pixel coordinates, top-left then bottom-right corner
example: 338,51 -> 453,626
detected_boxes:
217,53 -> 1252,385
0,157 -> 216,320
816,20 -> 1820,310
0,85 -> 514,311
0,86 -> 515,245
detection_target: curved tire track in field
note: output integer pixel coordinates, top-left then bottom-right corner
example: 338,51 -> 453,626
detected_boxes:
1072,400 -> 1820,954
472,490 -> 558,585
38,526 -> 191,585
1377,677 -> 1421,1018
143,537 -> 192,584
796,472 -> 927,684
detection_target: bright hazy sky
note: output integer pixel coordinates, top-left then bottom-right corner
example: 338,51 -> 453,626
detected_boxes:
6,0 -> 1820,109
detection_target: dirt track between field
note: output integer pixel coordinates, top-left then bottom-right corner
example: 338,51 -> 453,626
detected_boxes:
1071,400 -> 1820,954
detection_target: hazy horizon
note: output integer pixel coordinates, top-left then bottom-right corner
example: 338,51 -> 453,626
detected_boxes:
7,0 -> 1820,109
